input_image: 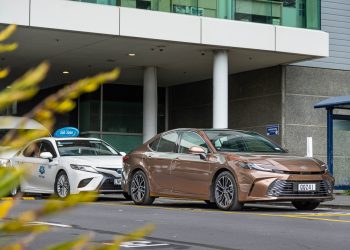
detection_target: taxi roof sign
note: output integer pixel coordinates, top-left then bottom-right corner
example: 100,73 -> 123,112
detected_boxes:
54,127 -> 79,138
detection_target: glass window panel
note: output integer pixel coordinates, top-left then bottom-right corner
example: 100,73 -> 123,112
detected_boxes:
158,132 -> 178,152
73,0 -> 117,5
23,142 -> 40,158
102,134 -> 142,153
179,132 -> 208,154
149,137 -> 160,151
333,119 -> 350,187
103,84 -> 143,133
70,0 -> 320,29
80,132 -> 102,139
39,141 -> 57,158
79,88 -> 101,132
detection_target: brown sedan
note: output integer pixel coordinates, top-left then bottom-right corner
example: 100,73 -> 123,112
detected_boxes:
122,129 -> 334,211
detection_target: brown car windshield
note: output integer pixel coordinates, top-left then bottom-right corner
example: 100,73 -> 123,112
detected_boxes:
204,130 -> 285,153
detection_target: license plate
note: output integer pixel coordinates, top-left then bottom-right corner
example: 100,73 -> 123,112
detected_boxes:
298,183 -> 316,192
114,179 -> 121,185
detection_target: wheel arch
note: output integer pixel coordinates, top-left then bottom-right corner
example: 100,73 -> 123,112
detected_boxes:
127,166 -> 146,195
209,167 -> 236,202
54,169 -> 69,193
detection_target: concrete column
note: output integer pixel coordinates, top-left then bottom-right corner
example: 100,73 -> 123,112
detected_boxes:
213,50 -> 228,129
143,66 -> 158,142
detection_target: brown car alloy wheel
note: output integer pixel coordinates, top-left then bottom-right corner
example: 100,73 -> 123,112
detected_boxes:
130,170 -> 155,205
214,171 -> 244,211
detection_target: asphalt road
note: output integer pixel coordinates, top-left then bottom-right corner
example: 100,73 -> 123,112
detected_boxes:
2,195 -> 349,250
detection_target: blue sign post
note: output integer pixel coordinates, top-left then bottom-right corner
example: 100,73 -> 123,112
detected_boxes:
266,124 -> 279,136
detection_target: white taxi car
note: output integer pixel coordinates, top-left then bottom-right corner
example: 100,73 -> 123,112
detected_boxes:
11,137 -> 125,198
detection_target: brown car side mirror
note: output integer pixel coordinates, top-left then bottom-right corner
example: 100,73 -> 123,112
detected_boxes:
189,146 -> 207,160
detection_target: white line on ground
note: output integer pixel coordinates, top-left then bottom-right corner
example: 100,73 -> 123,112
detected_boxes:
26,221 -> 72,228
104,240 -> 170,248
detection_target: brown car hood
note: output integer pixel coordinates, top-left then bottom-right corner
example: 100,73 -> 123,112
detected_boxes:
225,153 -> 325,172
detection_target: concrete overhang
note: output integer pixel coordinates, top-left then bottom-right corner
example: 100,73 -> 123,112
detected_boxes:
0,0 -> 329,87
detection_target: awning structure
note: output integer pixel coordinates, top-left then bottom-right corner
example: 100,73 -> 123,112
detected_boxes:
315,96 -> 350,190
314,96 -> 350,110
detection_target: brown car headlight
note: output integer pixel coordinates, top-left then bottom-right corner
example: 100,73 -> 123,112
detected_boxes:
321,164 -> 329,173
239,162 -> 273,173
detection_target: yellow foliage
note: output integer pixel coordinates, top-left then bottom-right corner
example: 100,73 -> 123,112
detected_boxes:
0,24 -> 151,250
43,234 -> 92,250
0,24 -> 16,42
0,67 -> 10,79
0,200 -> 14,219
92,224 -> 155,250
0,43 -> 18,53
1,242 -> 23,250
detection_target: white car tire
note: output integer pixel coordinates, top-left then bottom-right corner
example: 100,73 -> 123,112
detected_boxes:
55,171 -> 70,199
10,185 -> 20,197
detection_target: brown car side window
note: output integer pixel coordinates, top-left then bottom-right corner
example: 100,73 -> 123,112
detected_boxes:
179,132 -> 208,154
149,138 -> 160,151
157,132 -> 178,153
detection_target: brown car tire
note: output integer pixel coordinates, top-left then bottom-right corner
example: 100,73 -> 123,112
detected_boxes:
292,200 -> 320,210
214,171 -> 244,211
130,170 -> 155,205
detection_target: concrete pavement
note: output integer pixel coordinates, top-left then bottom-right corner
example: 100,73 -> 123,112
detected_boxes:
322,193 -> 350,209
4,198 -> 350,250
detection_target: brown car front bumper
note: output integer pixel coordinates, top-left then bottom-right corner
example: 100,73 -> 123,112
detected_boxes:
238,171 -> 334,202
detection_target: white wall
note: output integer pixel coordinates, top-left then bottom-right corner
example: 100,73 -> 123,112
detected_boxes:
0,0 -> 329,58
30,0 -> 119,35
0,0 -> 30,26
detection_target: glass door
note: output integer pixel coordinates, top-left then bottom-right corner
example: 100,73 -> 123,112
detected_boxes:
333,117 -> 350,188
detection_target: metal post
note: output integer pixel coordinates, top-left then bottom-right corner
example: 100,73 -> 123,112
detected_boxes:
327,108 -> 334,175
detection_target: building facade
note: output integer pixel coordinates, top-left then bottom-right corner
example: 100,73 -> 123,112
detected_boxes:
1,0 -> 349,187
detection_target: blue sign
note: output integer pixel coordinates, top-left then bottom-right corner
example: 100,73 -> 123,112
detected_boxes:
266,124 -> 279,136
54,127 -> 79,138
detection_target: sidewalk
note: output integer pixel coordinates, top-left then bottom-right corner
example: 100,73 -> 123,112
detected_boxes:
321,193 -> 350,210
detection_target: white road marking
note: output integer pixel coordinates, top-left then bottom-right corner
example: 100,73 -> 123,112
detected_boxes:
26,221 -> 72,228
104,240 -> 170,248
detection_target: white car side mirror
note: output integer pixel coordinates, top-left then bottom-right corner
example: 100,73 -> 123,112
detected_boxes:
40,152 -> 53,161
120,152 -> 126,156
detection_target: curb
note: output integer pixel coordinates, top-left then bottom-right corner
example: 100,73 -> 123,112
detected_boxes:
1,197 -> 36,201
265,202 -> 350,210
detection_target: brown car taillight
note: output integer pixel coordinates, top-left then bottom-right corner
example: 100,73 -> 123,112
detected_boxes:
123,155 -> 129,162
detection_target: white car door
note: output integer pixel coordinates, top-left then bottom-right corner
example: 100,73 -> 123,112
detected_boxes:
13,140 -> 58,194
37,140 -> 59,193
12,141 -> 43,193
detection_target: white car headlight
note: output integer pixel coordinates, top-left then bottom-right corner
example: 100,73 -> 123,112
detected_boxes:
70,164 -> 97,173
239,162 -> 273,172
0,159 -> 11,167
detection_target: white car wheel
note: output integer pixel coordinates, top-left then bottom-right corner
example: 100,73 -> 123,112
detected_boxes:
10,186 -> 20,197
55,172 -> 70,198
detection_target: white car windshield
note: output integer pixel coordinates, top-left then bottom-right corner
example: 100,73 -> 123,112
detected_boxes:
56,140 -> 119,156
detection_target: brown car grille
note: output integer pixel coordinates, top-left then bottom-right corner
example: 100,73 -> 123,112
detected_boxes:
267,180 -> 331,197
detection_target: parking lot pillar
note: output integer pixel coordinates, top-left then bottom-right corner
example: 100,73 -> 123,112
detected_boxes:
213,50 -> 228,129
143,66 -> 158,142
